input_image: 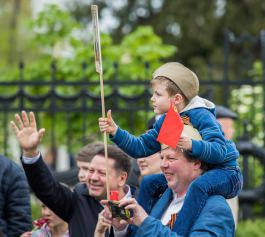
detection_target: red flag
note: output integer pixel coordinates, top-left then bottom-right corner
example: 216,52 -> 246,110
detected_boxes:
157,104 -> 184,149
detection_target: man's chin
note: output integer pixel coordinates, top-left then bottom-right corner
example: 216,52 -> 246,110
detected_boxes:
89,189 -> 106,199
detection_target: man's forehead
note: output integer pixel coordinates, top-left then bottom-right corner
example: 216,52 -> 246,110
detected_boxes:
161,147 -> 183,155
90,154 -> 114,167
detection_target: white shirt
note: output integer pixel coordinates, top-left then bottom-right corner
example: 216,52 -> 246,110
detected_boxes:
161,192 -> 185,225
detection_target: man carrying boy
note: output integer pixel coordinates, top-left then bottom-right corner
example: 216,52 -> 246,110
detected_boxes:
99,62 -> 243,236
99,127 -> 235,236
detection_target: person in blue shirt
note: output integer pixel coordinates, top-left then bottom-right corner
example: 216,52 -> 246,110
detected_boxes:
99,62 -> 243,236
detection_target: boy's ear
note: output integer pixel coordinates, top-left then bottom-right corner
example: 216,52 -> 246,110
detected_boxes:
171,93 -> 183,104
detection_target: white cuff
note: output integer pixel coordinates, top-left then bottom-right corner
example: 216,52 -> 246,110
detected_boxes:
22,152 -> 41,164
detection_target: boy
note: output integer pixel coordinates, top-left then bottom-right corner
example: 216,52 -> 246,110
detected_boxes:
75,142 -> 102,183
99,62 -> 242,236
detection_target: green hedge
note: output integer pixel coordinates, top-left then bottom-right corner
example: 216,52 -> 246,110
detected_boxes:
236,219 -> 265,237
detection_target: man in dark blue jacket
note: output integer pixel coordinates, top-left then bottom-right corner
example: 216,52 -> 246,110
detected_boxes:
0,154 -> 32,236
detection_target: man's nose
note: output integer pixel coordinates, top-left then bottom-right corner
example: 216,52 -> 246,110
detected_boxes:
90,171 -> 99,180
160,158 -> 168,168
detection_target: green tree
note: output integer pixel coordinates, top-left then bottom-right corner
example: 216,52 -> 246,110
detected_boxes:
22,4 -> 176,83
0,0 -> 32,73
236,219 -> 265,237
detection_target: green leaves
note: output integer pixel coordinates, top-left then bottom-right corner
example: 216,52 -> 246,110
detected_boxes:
23,5 -> 177,83
236,219 -> 265,237
114,26 -> 177,80
29,4 -> 81,48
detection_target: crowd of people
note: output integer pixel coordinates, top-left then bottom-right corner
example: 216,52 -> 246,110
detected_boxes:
1,62 -> 242,237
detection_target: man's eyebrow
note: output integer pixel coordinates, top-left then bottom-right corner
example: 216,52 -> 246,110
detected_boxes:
98,169 -> 106,172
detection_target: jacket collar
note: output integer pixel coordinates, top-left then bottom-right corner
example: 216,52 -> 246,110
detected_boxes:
149,188 -> 173,219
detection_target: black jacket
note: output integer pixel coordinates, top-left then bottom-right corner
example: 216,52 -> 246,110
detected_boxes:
0,155 -> 32,237
22,155 -> 110,237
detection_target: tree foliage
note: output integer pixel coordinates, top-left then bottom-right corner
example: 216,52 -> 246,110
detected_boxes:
236,219 -> 265,237
66,0 -> 265,68
23,4 -> 176,83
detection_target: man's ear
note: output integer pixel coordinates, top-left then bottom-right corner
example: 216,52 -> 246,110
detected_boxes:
194,160 -> 202,171
118,171 -> 128,187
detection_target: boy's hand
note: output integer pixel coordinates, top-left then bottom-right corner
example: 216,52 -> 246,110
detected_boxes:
98,110 -> 118,136
178,136 -> 192,151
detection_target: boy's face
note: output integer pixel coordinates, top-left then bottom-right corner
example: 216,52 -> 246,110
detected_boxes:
150,81 -> 171,114
77,161 -> 90,183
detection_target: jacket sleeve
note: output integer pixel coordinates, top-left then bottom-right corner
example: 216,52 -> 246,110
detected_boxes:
110,116 -> 165,158
5,162 -> 32,236
188,109 -> 236,164
190,196 -> 235,237
21,155 -> 75,222
135,216 -> 180,237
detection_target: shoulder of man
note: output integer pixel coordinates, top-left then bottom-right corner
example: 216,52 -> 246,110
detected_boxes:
0,154 -> 17,170
73,182 -> 89,195
190,195 -> 235,237
0,155 -> 27,186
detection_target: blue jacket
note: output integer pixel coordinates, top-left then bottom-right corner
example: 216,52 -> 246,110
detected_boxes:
0,155 -> 32,237
134,188 -> 235,237
111,96 -> 239,167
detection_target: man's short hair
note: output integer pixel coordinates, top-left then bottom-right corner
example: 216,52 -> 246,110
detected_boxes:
95,144 -> 132,175
161,125 -> 208,172
75,142 -> 103,163
182,150 -> 208,173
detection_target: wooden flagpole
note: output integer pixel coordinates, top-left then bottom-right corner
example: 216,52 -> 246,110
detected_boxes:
91,5 -> 110,200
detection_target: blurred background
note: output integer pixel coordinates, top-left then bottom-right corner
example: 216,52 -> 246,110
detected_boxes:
0,1 -> 265,235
